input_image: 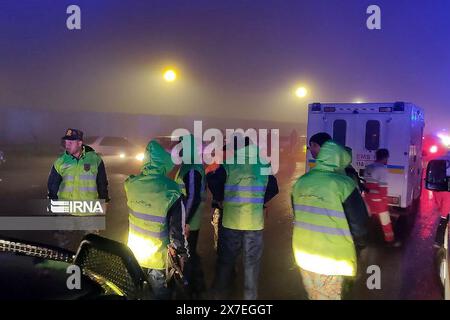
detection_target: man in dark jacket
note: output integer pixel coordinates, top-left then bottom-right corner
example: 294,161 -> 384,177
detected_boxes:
47,128 -> 109,202
47,128 -> 109,249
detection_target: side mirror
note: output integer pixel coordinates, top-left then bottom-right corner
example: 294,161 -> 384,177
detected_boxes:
425,159 -> 450,192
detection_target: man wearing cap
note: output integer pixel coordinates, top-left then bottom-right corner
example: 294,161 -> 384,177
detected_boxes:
47,129 -> 109,248
48,128 -> 109,202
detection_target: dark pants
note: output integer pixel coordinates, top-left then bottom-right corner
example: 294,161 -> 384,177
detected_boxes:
144,268 -> 172,300
184,230 -> 206,298
212,227 -> 264,300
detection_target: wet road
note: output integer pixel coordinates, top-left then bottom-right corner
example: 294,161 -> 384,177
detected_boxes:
0,152 -> 443,300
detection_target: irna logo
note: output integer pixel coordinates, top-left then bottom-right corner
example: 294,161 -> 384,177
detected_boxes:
48,200 -> 104,214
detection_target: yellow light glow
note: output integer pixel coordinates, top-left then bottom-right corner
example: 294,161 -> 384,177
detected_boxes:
119,153 -> 126,158
164,70 -> 177,82
136,153 -> 145,161
294,250 -> 355,276
127,233 -> 158,265
295,87 -> 307,98
354,99 -> 364,104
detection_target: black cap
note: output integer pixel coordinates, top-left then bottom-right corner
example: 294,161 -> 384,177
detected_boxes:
62,128 -> 83,141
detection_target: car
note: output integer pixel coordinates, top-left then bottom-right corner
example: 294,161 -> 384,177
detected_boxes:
83,136 -> 145,162
152,135 -> 181,153
436,226 -> 449,299
426,155 -> 450,299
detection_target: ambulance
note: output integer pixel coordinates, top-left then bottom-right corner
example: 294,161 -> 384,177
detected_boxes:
306,101 -> 425,211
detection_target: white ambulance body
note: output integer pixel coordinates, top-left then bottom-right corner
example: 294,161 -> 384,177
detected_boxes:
306,102 -> 425,210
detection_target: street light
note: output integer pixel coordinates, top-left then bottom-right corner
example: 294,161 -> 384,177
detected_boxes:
295,87 -> 307,98
163,69 -> 177,82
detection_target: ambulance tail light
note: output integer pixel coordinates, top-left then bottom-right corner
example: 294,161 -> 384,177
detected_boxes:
388,196 -> 400,206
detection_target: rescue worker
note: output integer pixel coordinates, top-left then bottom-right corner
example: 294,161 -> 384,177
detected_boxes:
47,128 -> 109,249
174,134 -> 207,299
125,140 -> 188,300
309,133 -> 366,192
344,147 -> 368,193
308,132 -> 332,159
208,136 -> 279,300
292,140 -> 369,300
364,149 -> 401,246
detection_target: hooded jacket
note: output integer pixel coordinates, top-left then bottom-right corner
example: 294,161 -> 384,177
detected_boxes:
125,140 -> 187,269
291,141 -> 368,276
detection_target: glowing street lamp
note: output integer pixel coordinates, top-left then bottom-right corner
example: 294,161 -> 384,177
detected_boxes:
295,87 -> 308,98
163,69 -> 177,82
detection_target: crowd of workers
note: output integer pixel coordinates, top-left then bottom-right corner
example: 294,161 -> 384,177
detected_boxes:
46,127 -> 450,300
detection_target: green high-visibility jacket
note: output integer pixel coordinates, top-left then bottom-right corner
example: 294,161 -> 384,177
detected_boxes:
53,146 -> 102,203
125,140 -> 182,270
291,141 -> 358,276
222,144 -> 269,231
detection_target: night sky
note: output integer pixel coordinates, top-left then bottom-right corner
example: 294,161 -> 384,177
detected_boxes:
0,0 -> 449,131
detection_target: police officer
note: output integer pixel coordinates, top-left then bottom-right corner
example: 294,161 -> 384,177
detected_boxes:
47,128 -> 109,248
125,140 -> 188,300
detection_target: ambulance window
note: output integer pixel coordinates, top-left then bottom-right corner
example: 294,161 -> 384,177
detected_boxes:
365,120 -> 380,150
333,120 -> 347,146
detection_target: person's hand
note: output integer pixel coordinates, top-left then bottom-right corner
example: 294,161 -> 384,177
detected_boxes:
168,245 -> 177,258
102,201 -> 109,214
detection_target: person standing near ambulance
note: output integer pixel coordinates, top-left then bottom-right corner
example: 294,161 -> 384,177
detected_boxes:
364,149 -> 401,246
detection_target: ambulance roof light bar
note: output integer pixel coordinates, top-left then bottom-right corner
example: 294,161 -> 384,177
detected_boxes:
311,103 -> 322,112
393,101 -> 405,112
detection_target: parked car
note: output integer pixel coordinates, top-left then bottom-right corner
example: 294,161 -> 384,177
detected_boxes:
84,136 -> 145,162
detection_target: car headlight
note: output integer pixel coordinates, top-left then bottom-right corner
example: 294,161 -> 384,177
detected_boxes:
136,153 -> 145,161
119,153 -> 126,158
